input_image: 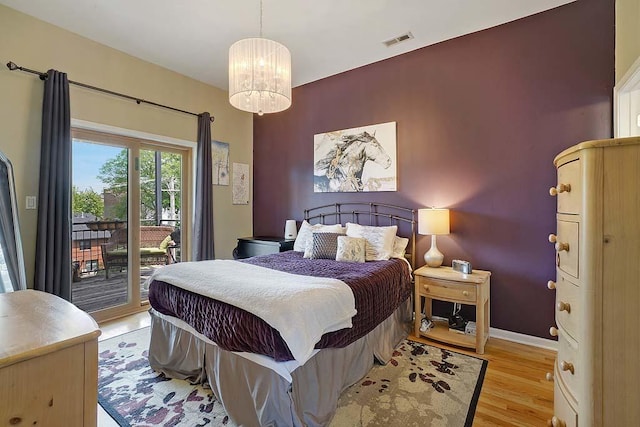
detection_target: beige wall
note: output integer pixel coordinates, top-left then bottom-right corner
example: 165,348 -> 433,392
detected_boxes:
0,5 -> 253,288
616,0 -> 640,83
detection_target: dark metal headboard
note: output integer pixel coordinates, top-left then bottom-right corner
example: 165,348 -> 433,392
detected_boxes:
304,202 -> 416,270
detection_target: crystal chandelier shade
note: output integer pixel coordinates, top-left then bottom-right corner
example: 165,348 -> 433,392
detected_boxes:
228,37 -> 291,115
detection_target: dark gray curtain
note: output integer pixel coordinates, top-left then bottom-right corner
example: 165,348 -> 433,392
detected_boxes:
34,69 -> 72,300
193,112 -> 214,261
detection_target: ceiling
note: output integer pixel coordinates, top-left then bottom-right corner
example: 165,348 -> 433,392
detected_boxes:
1,0 -> 575,90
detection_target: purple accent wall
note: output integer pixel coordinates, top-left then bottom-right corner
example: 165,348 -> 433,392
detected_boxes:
253,0 -> 614,338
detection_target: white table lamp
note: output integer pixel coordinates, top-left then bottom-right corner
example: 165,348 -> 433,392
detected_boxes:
418,208 -> 450,267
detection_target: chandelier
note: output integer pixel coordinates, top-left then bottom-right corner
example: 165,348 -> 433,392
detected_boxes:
228,0 -> 291,115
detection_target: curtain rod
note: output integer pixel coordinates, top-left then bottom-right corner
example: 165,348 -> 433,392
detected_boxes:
6,61 -> 215,123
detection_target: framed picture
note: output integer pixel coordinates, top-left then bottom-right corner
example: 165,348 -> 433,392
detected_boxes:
313,122 -> 397,192
232,162 -> 249,205
212,140 -> 229,186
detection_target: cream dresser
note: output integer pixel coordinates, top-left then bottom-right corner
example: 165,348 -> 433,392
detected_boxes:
0,290 -> 101,426
547,137 -> 640,426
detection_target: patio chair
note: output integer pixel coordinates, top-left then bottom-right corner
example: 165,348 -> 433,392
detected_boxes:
100,225 -> 175,279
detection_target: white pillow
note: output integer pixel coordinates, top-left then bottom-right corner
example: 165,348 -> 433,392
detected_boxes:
293,220 -> 344,252
345,223 -> 397,261
336,236 -> 366,263
391,236 -> 409,259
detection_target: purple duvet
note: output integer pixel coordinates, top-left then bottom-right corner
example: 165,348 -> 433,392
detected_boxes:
148,251 -> 412,361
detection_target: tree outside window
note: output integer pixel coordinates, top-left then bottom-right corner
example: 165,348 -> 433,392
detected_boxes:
97,149 -> 181,224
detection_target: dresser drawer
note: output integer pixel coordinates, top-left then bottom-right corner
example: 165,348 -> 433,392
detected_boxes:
554,220 -> 579,279
554,377 -> 578,427
555,273 -> 580,342
556,333 -> 579,402
417,277 -> 476,303
555,159 -> 581,215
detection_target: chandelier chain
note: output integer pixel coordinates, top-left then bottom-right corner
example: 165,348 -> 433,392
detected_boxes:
260,0 -> 263,38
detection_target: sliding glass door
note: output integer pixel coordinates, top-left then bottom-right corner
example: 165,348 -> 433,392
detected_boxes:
71,129 -> 191,321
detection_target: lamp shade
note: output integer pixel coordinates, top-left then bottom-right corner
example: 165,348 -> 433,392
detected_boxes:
284,219 -> 297,240
418,208 -> 450,235
229,37 -> 292,115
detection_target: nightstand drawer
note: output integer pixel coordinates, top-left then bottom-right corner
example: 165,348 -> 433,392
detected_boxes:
418,277 -> 476,303
235,236 -> 294,259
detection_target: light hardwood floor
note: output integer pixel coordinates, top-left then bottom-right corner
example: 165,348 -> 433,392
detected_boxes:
97,313 -> 556,426
409,334 -> 556,426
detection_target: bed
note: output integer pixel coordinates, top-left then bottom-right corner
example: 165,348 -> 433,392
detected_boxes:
146,203 -> 416,426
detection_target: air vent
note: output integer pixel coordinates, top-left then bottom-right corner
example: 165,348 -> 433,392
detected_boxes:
382,32 -> 414,47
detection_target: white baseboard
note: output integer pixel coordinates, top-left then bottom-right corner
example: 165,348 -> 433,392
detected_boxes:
490,327 -> 557,351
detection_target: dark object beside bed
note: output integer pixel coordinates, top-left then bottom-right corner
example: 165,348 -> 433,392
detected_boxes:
233,236 -> 295,259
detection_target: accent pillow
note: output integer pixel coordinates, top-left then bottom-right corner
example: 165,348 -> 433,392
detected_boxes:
309,232 -> 344,259
159,235 -> 173,251
335,236 -> 366,263
345,223 -> 397,261
391,236 -> 409,259
293,220 -> 344,252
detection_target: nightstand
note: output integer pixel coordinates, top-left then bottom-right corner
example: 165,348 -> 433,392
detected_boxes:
234,236 -> 295,259
414,266 -> 491,354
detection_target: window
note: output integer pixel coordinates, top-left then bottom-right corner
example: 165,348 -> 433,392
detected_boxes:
79,240 -> 92,251
86,259 -> 99,272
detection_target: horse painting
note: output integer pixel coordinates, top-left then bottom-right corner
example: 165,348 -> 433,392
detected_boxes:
314,131 -> 393,192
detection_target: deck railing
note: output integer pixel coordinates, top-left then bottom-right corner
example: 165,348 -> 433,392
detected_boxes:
72,219 -> 181,278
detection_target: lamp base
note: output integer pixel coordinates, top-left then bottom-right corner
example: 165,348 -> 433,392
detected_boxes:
424,235 -> 444,267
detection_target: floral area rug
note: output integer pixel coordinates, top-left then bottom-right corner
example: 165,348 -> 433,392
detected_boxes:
98,327 -> 487,426
330,340 -> 487,427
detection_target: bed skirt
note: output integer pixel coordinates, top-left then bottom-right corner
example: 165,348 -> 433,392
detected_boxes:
148,299 -> 411,427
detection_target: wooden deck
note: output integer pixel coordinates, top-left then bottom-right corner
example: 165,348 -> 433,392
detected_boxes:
71,266 -> 162,313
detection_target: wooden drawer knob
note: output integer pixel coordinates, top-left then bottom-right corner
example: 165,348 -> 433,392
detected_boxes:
556,301 -> 571,313
549,326 -> 559,337
462,290 -> 469,297
548,234 -> 557,243
551,416 -> 566,427
423,286 -> 430,292
549,184 -> 571,196
555,241 -> 569,252
560,360 -> 575,375
545,372 -> 554,382
547,280 -> 556,290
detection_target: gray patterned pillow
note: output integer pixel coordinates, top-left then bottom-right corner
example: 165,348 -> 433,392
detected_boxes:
294,220 -> 344,252
335,236 -> 366,263
309,232 -> 345,259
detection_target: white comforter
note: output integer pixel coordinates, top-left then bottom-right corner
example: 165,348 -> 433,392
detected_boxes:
148,260 -> 357,364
